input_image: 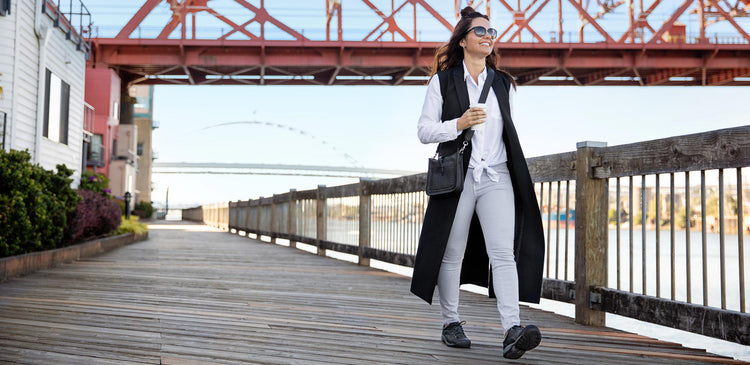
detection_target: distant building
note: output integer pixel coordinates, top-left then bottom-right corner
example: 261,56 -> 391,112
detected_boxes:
132,85 -> 157,205
0,0 -> 91,184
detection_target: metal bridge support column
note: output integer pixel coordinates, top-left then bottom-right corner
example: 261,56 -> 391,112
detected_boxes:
316,185 -> 327,256
358,178 -> 371,267
574,141 -> 609,327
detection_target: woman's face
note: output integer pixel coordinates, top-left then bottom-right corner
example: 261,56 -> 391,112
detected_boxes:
460,17 -> 493,58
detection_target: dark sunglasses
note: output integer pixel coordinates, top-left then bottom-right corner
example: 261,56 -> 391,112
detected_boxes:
466,26 -> 498,39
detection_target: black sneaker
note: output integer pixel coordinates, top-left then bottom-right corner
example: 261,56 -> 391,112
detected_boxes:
503,325 -> 541,359
441,321 -> 471,348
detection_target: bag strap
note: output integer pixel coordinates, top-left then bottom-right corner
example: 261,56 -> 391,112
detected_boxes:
478,68 -> 495,104
458,68 -> 494,153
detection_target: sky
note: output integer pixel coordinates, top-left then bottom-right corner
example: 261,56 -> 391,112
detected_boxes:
74,1 -> 750,206
151,85 -> 750,207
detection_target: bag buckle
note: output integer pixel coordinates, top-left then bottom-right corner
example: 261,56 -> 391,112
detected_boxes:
458,140 -> 469,154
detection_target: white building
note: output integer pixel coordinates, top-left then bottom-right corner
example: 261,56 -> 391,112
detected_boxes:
0,0 -> 89,185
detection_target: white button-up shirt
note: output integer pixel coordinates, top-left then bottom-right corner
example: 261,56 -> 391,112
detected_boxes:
417,62 -> 516,183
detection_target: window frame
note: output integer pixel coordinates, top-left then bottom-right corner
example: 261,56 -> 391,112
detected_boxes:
43,69 -> 70,145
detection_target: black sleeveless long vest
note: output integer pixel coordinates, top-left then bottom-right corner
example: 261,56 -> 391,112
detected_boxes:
410,65 -> 545,304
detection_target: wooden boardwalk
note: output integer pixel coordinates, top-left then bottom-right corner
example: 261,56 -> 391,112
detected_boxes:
0,220 -> 746,365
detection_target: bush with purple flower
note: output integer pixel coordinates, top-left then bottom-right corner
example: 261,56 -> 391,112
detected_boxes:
64,189 -> 122,243
63,171 -> 122,243
80,171 -> 111,196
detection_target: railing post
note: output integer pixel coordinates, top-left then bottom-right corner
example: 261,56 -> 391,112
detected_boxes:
244,199 -> 251,236
233,200 -> 240,233
358,178 -> 371,266
574,141 -> 608,327
288,189 -> 297,249
316,185 -> 327,256
270,194 -> 277,244
257,197 -> 263,241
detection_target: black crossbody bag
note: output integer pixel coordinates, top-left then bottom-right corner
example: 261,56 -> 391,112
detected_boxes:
425,68 -> 494,197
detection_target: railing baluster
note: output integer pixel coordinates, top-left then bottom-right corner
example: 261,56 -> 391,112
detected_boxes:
719,169 -> 726,310
656,174 -> 661,297
642,175 -> 647,295
616,177 -> 621,290
685,172 -> 691,303
629,176 -> 634,293
670,172 -> 676,301
565,180 -> 571,281
738,168 -> 746,313
702,170 -> 708,306
556,181 -> 562,279
539,182 -> 545,213
546,182 -> 552,278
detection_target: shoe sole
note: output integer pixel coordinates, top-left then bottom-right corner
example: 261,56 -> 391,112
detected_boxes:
441,334 -> 471,348
503,325 -> 541,359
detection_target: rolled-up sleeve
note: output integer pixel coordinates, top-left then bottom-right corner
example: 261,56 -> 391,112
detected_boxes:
417,75 -> 461,144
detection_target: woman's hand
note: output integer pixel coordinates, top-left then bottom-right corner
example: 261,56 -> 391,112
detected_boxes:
456,107 -> 487,131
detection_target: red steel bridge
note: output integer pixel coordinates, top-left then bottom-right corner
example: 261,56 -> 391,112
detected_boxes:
80,0 -> 750,86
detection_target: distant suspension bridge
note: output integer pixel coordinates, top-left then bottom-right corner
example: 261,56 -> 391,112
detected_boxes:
152,162 -> 420,178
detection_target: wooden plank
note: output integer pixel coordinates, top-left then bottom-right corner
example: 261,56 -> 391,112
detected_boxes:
593,286 -> 750,345
366,174 -> 425,195
528,151 -> 577,182
598,125 -> 750,178
320,183 -> 359,199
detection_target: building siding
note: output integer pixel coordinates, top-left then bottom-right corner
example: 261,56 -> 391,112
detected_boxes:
11,0 -> 40,155
3,0 -> 87,187
0,0 -> 15,143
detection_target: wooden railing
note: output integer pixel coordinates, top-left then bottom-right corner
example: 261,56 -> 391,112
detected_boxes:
183,125 -> 750,345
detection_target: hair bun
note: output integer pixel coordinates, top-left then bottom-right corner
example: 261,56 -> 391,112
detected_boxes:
460,6 -> 476,17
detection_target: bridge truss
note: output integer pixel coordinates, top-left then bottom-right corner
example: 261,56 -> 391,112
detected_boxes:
87,0 -> 750,86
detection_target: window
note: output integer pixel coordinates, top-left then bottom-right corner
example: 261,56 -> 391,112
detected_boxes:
0,0 -> 10,16
137,143 -> 143,156
86,134 -> 104,167
43,69 -> 70,144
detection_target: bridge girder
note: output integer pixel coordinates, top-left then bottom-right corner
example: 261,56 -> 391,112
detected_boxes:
88,0 -> 750,86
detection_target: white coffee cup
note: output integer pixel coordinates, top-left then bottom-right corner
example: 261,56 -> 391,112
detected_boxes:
469,103 -> 487,131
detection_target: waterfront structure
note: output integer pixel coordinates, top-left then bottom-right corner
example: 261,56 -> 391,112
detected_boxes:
0,0 -> 90,183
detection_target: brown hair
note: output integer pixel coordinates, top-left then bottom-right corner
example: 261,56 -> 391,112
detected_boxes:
429,6 -> 515,87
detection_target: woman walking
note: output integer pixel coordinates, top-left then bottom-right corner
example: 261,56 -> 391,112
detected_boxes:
411,6 -> 545,360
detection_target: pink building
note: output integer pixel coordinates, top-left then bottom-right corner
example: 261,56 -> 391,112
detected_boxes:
83,68 -> 120,177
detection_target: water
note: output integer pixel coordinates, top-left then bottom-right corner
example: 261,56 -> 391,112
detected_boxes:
543,228 -> 749,312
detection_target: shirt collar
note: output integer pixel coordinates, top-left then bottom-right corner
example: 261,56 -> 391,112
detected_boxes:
462,60 -> 487,85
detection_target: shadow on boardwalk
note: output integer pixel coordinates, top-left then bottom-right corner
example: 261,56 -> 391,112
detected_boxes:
0,220 -> 745,364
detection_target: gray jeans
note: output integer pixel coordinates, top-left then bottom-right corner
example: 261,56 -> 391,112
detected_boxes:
437,162 -> 520,330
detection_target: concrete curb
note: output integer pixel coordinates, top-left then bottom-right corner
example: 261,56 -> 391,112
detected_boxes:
0,231 -> 149,282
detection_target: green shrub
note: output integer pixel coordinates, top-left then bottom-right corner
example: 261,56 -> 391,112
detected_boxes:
0,149 -> 80,257
133,201 -> 154,219
115,216 -> 148,235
